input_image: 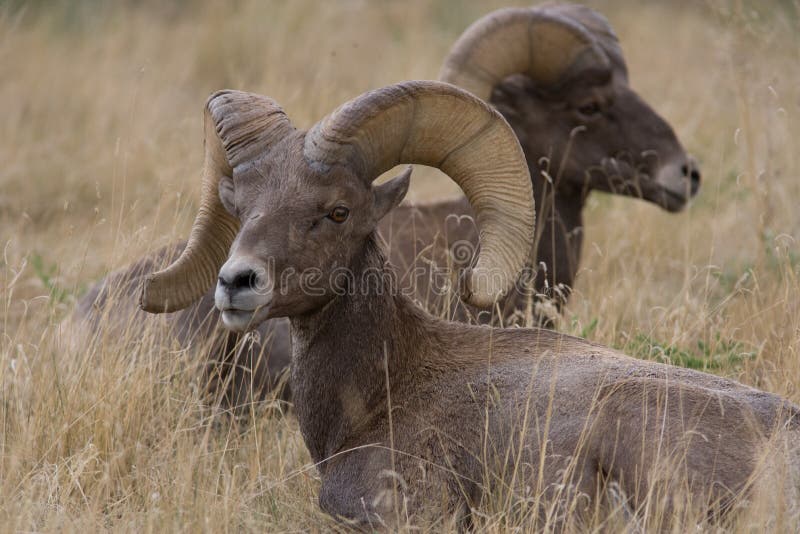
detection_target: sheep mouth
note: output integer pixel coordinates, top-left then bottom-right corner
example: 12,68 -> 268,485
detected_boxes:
220,305 -> 271,333
651,187 -> 692,212
640,176 -> 696,212
588,158 -> 694,211
594,176 -> 692,212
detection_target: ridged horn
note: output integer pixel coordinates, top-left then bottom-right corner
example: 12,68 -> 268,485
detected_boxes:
140,90 -> 294,313
304,80 -> 534,308
543,4 -> 626,79
438,6 -> 610,101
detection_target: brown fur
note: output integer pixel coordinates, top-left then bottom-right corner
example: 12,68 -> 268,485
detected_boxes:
288,234 -> 799,527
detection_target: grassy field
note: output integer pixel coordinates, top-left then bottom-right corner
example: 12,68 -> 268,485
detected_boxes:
2,0 -> 800,531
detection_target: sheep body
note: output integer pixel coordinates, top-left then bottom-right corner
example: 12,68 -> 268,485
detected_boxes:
292,236 -> 799,524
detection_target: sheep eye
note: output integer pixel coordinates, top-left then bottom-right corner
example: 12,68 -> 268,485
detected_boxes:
577,102 -> 602,117
328,206 -> 350,223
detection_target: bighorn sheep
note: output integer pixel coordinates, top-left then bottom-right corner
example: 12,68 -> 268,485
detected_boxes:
393,3 -> 701,319
74,4 -> 700,405
141,81 -> 798,526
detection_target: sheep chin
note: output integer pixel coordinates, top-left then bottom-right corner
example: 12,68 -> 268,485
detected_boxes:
220,307 -> 270,333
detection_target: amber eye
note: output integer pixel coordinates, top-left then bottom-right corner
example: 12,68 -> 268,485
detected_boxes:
577,101 -> 602,117
328,206 -> 350,223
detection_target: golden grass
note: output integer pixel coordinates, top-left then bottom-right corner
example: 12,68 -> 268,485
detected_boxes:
2,0 -> 800,531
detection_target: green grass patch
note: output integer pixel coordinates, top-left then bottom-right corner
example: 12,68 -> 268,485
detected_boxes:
29,252 -> 72,305
623,333 -> 756,371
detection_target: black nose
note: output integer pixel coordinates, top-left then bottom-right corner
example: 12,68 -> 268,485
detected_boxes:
218,270 -> 257,292
681,162 -> 701,195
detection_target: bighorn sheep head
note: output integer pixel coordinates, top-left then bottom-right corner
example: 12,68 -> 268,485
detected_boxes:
440,4 -> 700,211
139,81 -> 534,327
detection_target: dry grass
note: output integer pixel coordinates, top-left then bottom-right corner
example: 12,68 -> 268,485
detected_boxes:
2,0 -> 800,531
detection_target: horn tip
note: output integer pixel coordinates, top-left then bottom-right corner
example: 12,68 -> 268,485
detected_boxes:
460,267 -> 507,309
139,275 -> 156,313
139,274 -> 170,314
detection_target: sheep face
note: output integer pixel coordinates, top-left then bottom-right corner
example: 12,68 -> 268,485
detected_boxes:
214,139 -> 410,332
441,4 -> 701,213
141,81 -> 533,321
490,58 -> 699,213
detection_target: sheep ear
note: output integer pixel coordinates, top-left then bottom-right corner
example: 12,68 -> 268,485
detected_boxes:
218,175 -> 236,216
373,166 -> 412,220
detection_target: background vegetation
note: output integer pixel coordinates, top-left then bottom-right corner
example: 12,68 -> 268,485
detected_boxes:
1,0 -> 799,531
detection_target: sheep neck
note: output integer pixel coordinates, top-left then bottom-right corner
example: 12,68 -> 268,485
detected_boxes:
531,177 -> 585,295
288,235 -> 437,468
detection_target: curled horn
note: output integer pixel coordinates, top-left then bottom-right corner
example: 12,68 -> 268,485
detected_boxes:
438,6 -> 610,101
304,80 -> 534,308
140,91 -> 295,313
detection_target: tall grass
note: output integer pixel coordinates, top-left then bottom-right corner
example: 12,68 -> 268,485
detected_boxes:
1,0 -> 799,530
